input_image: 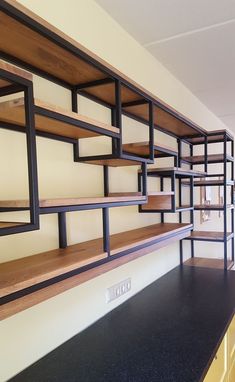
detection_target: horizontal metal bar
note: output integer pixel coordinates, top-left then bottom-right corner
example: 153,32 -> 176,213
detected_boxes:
0,83 -> 23,96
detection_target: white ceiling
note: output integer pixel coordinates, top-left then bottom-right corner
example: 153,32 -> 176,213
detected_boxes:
96,0 -> 235,131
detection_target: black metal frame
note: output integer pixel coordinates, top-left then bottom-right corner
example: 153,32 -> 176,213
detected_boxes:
0,67 -> 39,236
182,131 -> 234,270
0,0 -> 234,314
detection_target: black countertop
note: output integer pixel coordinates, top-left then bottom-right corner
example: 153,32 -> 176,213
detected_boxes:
9,266 -> 235,382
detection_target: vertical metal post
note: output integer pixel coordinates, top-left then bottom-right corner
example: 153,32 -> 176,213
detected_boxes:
141,162 -> 147,196
102,208 -> 110,254
111,107 -> 118,155
224,133 -> 228,270
103,165 -> 109,197
231,138 -> 234,262
115,79 -> 122,156
58,212 -> 67,248
71,88 -> 79,160
190,143 -> 194,258
160,176 -> 164,223
24,85 -> 39,227
149,101 -> 154,162
177,139 -> 183,263
103,165 -> 110,254
204,136 -> 208,174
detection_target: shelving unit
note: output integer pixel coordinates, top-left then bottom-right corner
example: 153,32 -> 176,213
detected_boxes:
0,0 -> 233,318
181,130 -> 234,269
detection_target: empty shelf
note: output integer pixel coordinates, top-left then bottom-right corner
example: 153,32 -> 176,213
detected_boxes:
188,129 -> 233,145
141,192 -> 174,211
0,60 -> 32,85
0,195 -> 146,210
183,179 -> 234,187
184,257 -> 233,270
81,158 -> 142,167
142,167 -> 207,177
0,5 -> 207,141
0,239 -> 107,297
122,142 -> 177,158
184,231 -> 233,242
0,222 -> 192,297
0,221 -> 26,228
0,97 -> 119,139
110,223 -> 192,256
194,204 -> 234,210
181,154 -> 233,164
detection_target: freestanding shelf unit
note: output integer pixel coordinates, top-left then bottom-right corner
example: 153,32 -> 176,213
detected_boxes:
0,0 -> 234,320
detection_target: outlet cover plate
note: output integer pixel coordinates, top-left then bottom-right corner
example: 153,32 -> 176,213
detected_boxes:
106,278 -> 131,303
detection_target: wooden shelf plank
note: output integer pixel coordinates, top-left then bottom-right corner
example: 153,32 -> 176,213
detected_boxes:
0,59 -> 32,82
122,103 -> 205,139
194,204 -> 234,210
0,2 -> 207,140
110,223 -> 192,255
188,129 -> 233,144
182,179 -> 234,186
122,142 -> 177,158
0,223 -> 192,297
1,226 -> 192,320
0,195 -> 146,209
0,97 -> 119,139
181,154 -> 233,164
82,158 -> 142,167
141,194 -> 172,211
184,257 -> 234,270
142,167 -> 207,177
0,239 -> 107,297
0,221 -> 26,228
185,231 -> 233,241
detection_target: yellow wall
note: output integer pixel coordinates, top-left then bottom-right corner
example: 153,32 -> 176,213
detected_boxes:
0,1 -> 229,381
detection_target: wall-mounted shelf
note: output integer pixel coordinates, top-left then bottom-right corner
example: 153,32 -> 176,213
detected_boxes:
122,142 -> 178,159
184,231 -> 234,242
0,0 -> 234,320
183,178 -> 234,187
181,154 -> 234,164
0,194 -> 146,213
194,204 -> 234,211
0,97 -> 119,139
0,222 -> 192,301
184,257 -> 234,270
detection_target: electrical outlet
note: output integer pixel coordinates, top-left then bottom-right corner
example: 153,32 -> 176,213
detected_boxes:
106,278 -> 131,303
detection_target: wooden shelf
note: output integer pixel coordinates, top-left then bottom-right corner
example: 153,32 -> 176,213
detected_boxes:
141,193 -> 173,211
122,142 -> 177,158
0,60 -> 32,84
194,204 -> 234,210
0,221 -> 26,228
0,97 -> 119,139
0,222 -> 192,298
185,231 -> 234,242
142,167 -> 207,177
183,179 -> 234,187
0,1 -> 207,141
181,154 -> 233,164
0,239 -> 107,297
81,157 -> 142,167
184,257 -> 234,270
122,103 -> 205,139
188,129 -> 233,145
0,195 -> 146,210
